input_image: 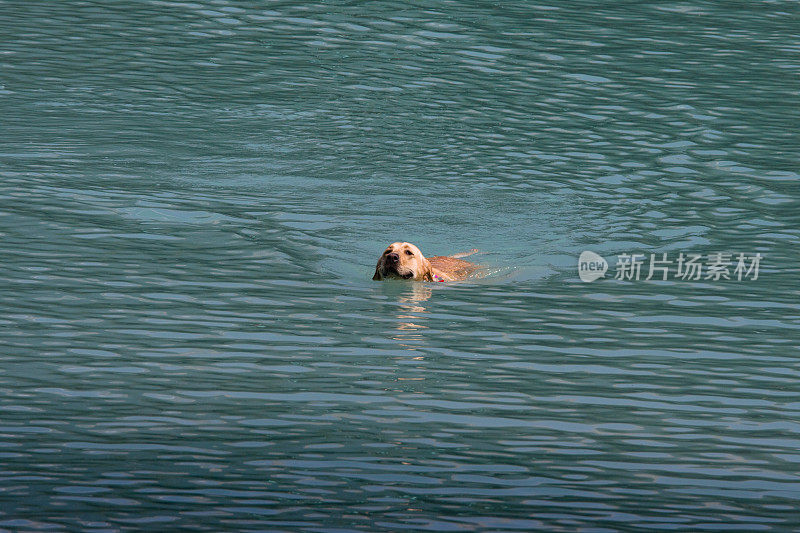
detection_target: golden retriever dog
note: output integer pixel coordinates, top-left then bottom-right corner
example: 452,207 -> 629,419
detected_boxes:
373,242 -> 479,282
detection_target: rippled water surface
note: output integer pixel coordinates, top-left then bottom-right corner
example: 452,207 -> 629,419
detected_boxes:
2,1 -> 800,531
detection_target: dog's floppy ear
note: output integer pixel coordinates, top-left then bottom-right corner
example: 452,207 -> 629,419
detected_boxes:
422,258 -> 434,282
372,258 -> 383,281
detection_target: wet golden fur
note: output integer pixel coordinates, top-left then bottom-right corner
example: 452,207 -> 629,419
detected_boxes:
372,242 -> 479,282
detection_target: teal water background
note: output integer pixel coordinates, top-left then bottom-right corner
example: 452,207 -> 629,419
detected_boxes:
2,1 -> 800,530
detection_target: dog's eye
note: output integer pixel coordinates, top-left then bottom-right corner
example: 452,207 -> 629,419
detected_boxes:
405,250 -> 413,256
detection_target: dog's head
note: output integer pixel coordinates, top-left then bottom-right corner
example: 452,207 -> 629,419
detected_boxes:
373,242 -> 433,281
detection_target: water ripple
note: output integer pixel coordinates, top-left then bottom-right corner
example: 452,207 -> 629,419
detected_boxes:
1,0 -> 799,530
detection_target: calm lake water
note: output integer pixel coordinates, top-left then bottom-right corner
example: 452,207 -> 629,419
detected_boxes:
2,1 -> 800,531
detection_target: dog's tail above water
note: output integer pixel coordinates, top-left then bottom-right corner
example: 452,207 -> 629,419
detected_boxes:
449,249 -> 480,259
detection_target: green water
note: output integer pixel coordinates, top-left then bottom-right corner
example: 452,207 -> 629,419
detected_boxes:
2,1 -> 799,530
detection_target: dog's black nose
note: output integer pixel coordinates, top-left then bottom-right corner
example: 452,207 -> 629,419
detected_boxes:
386,252 -> 399,264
